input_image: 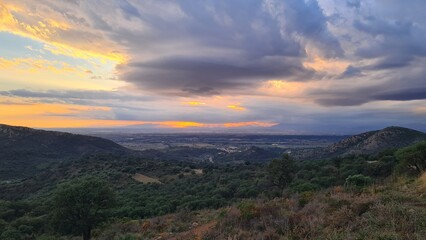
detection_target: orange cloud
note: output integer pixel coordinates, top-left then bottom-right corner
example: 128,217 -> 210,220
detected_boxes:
303,54 -> 349,74
1,118 -> 279,129
155,121 -> 278,128
155,121 -> 203,128
227,105 -> 246,111
0,118 -> 147,129
258,80 -> 309,99
0,102 -> 144,128
0,57 -> 80,73
0,57 -> 122,90
184,101 -> 206,106
44,42 -> 126,63
0,102 -> 277,129
0,103 -> 110,118
0,3 -> 126,63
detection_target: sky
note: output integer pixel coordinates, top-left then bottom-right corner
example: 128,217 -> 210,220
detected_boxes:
0,0 -> 425,134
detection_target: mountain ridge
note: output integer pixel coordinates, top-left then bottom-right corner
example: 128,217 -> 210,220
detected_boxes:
297,126 -> 426,159
0,124 -> 130,180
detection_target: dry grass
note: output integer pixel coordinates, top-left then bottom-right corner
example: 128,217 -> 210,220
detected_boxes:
93,209 -> 217,240
203,181 -> 426,240
183,169 -> 203,176
92,177 -> 426,240
132,173 -> 161,184
419,172 -> 426,190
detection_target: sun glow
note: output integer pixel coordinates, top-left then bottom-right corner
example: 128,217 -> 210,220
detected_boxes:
0,102 -> 277,129
303,52 -> 349,75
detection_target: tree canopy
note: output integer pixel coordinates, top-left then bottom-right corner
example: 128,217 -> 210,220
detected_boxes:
267,154 -> 297,188
52,177 -> 116,240
396,141 -> 426,175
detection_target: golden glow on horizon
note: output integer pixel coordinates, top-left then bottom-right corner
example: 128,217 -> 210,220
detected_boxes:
158,121 -> 204,128
0,102 -> 276,129
0,118 -> 278,129
0,103 -> 110,117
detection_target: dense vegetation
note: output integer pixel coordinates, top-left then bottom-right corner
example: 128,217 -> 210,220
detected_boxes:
1,140 -> 425,239
52,178 -> 116,240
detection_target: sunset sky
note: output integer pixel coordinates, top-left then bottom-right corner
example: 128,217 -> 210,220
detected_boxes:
0,0 -> 425,134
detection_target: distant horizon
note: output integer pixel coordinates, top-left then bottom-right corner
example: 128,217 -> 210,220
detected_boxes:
3,122 -> 425,136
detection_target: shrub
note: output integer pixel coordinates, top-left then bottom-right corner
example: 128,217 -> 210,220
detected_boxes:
267,154 -> 297,188
396,141 -> 426,175
345,174 -> 372,189
1,227 -> 23,240
238,201 -> 258,221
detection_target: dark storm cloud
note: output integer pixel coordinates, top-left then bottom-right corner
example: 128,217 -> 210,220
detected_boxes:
353,15 -> 426,64
102,0 -> 342,95
315,97 -> 369,107
374,88 -> 426,101
309,0 -> 426,107
313,83 -> 426,107
6,0 -> 426,133
353,17 -> 412,37
121,56 -> 314,95
268,0 -> 344,58
339,65 -> 362,78
366,55 -> 414,70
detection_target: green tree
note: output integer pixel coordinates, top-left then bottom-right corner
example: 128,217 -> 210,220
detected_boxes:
52,177 -> 115,240
396,141 -> 426,175
267,154 -> 296,188
345,174 -> 372,189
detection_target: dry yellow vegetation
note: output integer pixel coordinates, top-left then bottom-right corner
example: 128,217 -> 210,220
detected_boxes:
420,172 -> 426,190
132,173 -> 161,184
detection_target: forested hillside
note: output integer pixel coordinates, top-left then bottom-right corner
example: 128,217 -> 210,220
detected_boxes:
0,124 -> 129,179
1,126 -> 426,239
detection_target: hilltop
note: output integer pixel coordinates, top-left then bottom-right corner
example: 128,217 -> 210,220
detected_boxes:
327,126 -> 426,155
297,126 -> 426,160
0,124 -> 129,180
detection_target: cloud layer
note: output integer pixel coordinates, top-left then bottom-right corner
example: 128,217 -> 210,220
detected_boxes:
0,0 -> 425,133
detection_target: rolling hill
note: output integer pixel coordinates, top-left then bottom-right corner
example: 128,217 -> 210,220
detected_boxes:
297,126 -> 426,160
0,124 -> 129,180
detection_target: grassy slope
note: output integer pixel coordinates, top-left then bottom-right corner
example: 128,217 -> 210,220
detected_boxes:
93,175 -> 426,240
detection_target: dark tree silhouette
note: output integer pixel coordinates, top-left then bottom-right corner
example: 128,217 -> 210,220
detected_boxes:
267,154 -> 297,188
52,177 -> 115,240
396,141 -> 426,175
